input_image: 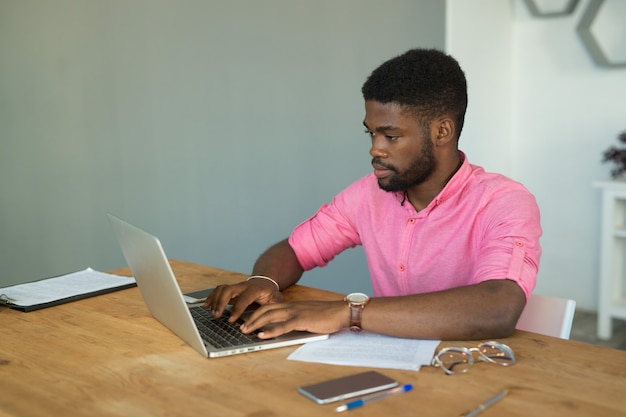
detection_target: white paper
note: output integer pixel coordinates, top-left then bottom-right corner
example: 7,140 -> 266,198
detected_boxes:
288,329 -> 440,371
0,268 -> 135,307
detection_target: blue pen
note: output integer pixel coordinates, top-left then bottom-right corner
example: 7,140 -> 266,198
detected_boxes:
335,384 -> 413,412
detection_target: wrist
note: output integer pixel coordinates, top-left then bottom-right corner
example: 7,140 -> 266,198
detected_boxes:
345,292 -> 370,332
247,275 -> 280,291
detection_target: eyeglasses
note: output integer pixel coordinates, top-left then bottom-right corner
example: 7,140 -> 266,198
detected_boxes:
431,341 -> 515,375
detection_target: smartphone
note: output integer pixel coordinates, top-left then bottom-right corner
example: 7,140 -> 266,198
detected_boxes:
183,288 -> 214,303
298,371 -> 398,404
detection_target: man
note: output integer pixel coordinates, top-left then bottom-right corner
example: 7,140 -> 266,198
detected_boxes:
205,48 -> 542,341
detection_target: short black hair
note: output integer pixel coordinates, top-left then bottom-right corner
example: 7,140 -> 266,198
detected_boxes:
361,48 -> 468,139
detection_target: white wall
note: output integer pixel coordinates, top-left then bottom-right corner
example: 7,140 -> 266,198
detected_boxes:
0,0 -> 445,296
447,0 -> 626,310
446,0 -> 515,176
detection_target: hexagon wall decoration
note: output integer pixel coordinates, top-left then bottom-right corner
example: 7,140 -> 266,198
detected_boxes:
576,0 -> 626,68
523,0 -> 580,17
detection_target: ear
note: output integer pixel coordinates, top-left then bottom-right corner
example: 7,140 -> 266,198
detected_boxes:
433,118 -> 456,147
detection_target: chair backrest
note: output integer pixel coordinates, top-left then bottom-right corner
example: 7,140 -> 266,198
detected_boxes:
515,293 -> 577,339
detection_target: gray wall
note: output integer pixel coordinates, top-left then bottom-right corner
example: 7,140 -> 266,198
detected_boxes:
0,0 -> 445,295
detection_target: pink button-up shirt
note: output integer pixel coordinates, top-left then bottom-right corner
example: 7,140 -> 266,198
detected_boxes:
288,153 -> 542,300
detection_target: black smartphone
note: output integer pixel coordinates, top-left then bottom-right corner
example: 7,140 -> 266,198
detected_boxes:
298,371 -> 398,404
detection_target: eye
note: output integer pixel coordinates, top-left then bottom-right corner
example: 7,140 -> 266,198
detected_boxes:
364,129 -> 400,142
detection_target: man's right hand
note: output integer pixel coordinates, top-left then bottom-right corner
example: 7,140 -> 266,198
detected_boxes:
203,279 -> 284,323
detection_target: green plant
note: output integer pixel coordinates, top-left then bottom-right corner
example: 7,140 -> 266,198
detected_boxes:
602,131 -> 626,178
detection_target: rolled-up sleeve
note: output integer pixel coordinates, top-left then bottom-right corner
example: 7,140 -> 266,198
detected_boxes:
469,187 -> 542,301
289,182 -> 365,271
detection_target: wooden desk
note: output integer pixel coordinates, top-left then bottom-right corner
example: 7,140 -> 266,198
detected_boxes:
1,260 -> 625,417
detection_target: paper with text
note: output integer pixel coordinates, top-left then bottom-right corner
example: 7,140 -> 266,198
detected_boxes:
0,268 -> 135,307
288,329 -> 440,371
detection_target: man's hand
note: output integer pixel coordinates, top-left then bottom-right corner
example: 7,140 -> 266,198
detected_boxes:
239,300 -> 348,339
204,279 -> 283,322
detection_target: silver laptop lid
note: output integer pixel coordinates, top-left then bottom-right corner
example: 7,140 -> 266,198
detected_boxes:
108,213 -> 209,356
107,213 -> 329,358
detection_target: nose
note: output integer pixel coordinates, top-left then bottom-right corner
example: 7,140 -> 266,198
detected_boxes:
369,136 -> 388,158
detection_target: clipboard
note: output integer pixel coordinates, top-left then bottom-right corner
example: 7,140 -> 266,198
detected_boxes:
0,268 -> 137,312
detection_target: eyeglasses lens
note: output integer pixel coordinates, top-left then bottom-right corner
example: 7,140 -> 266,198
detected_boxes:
438,349 -> 472,374
479,343 -> 515,365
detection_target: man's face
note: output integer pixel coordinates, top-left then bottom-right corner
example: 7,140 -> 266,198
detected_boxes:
363,100 -> 436,192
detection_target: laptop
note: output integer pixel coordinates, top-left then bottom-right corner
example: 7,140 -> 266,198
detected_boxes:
107,213 -> 329,358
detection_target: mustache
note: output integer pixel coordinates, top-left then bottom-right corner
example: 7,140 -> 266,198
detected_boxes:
371,158 -> 397,173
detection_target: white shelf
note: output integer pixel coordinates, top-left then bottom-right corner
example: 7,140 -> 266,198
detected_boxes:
594,181 -> 626,339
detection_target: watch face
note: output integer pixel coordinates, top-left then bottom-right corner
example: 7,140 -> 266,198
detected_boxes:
347,292 -> 369,304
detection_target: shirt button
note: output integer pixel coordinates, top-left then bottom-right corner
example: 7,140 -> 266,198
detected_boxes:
515,241 -> 524,247
408,218 -> 416,224
399,264 -> 406,272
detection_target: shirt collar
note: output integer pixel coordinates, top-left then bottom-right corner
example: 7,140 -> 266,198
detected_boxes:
431,150 -> 469,208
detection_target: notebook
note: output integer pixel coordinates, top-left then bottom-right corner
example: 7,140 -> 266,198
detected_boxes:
107,213 -> 329,358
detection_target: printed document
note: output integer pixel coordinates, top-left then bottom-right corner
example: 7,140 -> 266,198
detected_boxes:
288,329 -> 440,371
0,268 -> 135,311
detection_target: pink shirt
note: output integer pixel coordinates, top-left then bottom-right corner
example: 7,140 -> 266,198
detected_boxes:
288,153 -> 542,300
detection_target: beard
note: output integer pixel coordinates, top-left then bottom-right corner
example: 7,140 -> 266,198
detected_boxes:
374,137 -> 436,192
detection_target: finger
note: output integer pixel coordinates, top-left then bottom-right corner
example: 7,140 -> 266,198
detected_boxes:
204,284 -> 240,317
227,290 -> 263,322
215,282 -> 280,322
242,300 -> 347,338
229,280 -> 283,320
240,304 -> 291,335
257,320 -> 295,339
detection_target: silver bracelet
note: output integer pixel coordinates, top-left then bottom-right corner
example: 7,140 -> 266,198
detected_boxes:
246,275 -> 280,291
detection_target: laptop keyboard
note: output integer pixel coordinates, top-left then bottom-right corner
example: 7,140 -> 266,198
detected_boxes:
190,306 -> 261,349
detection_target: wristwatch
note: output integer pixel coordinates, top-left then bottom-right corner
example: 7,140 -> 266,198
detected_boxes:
345,292 -> 370,332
